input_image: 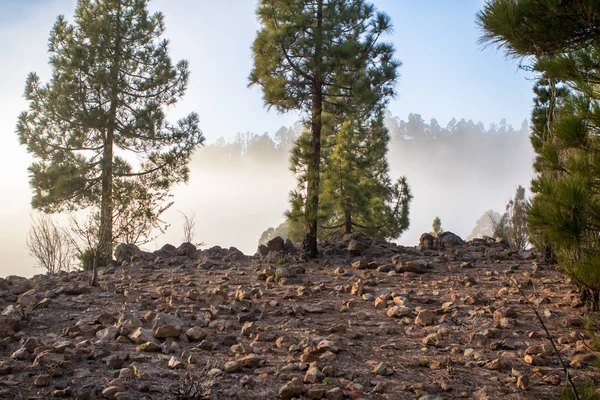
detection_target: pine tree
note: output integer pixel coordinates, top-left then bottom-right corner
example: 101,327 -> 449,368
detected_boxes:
478,0 -> 600,299
319,113 -> 411,240
249,0 -> 400,257
431,217 -> 443,237
17,0 -> 204,284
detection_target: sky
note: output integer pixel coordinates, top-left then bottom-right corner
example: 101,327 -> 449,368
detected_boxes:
0,0 -> 535,278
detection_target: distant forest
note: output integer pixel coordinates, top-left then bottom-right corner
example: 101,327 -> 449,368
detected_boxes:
193,112 -> 532,172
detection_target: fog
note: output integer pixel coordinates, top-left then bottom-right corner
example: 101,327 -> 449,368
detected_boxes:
0,0 -> 536,278
154,116 -> 535,258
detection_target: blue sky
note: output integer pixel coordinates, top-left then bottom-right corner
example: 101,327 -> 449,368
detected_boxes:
0,0 -> 535,277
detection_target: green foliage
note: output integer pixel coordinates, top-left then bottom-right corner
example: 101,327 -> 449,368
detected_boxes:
490,186 -> 530,249
479,0 -> 600,296
78,248 -> 94,272
318,113 -> 412,241
273,271 -> 283,283
17,0 -> 204,268
431,216 -> 443,237
249,0 -> 400,257
561,383 -> 599,400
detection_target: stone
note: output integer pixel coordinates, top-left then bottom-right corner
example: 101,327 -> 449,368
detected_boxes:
303,366 -> 323,384
175,242 -> 198,258
185,326 -> 207,342
96,326 -> 119,341
418,233 -> 437,250
129,328 -> 156,344
168,356 -> 184,369
317,339 -> 338,353
33,374 -> 51,387
387,306 -> 412,318
326,387 -> 344,400
10,347 -> 29,360
373,362 -> 393,376
278,377 -> 304,399
415,310 -> 436,327
438,231 -> 465,247
114,243 -> 141,265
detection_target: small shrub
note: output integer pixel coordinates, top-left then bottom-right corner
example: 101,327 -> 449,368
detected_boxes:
78,248 -> 94,271
431,216 -> 443,237
274,271 -> 283,283
170,359 -> 222,400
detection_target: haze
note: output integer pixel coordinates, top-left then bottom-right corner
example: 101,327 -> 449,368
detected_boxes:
0,0 -> 535,278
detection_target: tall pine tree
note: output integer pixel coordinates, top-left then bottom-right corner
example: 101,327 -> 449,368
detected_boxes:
17,0 -> 204,283
249,0 -> 399,257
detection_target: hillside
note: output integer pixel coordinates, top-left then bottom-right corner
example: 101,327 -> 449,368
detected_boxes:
0,234 -> 597,399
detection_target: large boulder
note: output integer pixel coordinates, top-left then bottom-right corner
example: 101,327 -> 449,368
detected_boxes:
418,233 -> 437,250
267,236 -> 286,252
438,231 -> 465,247
153,244 -> 176,259
257,236 -> 295,258
175,242 -> 198,259
114,243 -> 141,265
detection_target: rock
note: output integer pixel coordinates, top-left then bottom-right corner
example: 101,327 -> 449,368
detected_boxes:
102,386 -> 120,399
317,339 -> 338,353
152,313 -> 183,338
570,353 -> 598,368
418,233 -> 437,250
493,307 -> 517,320
224,360 -> 242,373
168,356 -> 184,369
278,377 -> 304,399
131,362 -> 160,380
267,236 -> 286,253
373,362 -> 393,376
303,366 -> 323,384
397,260 -> 430,274
348,239 -> 369,255
17,293 -> 37,308
438,231 -> 465,247
524,355 -> 544,366
175,242 -> 198,258
114,243 -> 141,265
238,354 -> 263,369
326,387 -> 344,400
0,316 -> 17,338
186,326 -> 207,342
352,260 -> 371,270
33,374 -> 51,387
351,279 -> 364,296
96,326 -> 119,341
484,358 -> 505,371
415,310 -> 436,327
517,375 -> 529,390
129,328 -> 156,344
10,347 -> 29,360
387,306 -> 412,318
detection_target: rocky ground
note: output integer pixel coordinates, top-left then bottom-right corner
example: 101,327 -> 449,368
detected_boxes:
0,232 -> 599,400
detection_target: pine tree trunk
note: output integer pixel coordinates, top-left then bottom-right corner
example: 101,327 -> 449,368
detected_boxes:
94,3 -> 121,285
344,210 -> 352,234
302,0 -> 323,259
